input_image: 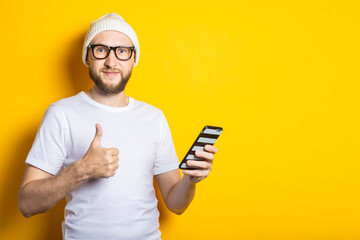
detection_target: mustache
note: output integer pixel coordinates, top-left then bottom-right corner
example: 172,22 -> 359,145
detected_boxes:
101,68 -> 121,73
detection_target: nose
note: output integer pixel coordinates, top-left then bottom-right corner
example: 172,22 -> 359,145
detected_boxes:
104,49 -> 118,68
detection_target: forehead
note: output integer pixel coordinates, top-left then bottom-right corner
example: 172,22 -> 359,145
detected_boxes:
91,31 -> 133,46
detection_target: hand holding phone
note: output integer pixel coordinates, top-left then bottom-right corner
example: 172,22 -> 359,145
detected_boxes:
179,125 -> 223,170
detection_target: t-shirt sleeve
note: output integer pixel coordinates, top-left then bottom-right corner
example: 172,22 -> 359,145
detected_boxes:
25,105 -> 68,175
153,112 -> 179,175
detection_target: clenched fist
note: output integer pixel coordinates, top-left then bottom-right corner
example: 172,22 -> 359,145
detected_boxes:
79,124 -> 119,179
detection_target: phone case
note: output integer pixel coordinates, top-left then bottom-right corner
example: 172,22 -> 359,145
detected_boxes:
179,125 -> 223,170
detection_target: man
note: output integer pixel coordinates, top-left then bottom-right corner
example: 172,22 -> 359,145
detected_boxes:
19,13 -> 218,240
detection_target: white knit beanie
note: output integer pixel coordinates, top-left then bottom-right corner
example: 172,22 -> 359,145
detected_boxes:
82,13 -> 140,67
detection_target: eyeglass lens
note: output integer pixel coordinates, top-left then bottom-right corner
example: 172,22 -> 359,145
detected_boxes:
92,45 -> 132,60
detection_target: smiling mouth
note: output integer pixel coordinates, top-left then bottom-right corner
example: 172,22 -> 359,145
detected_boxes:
103,71 -> 120,77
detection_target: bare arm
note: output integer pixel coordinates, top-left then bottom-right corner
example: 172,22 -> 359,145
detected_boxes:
19,124 -> 119,218
155,169 -> 195,215
19,162 -> 87,217
155,145 -> 217,215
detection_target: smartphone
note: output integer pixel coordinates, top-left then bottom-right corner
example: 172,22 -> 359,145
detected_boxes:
179,125 -> 223,170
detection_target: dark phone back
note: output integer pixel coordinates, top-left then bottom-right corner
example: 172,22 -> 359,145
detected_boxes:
179,125 -> 223,169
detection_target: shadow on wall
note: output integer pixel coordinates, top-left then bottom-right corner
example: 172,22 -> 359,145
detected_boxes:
1,32 -> 171,239
0,128 -> 35,235
0,126 -> 66,240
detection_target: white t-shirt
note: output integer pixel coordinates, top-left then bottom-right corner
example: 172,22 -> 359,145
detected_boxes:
26,92 -> 179,240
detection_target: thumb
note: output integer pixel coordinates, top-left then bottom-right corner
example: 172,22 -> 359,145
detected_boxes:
92,123 -> 103,146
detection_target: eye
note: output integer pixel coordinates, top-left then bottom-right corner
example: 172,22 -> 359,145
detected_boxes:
96,47 -> 106,53
117,48 -> 129,54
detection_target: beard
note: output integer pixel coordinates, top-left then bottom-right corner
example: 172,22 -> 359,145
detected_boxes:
89,67 -> 132,95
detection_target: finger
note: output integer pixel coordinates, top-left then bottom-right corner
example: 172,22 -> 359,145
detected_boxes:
113,163 -> 119,171
109,155 -> 119,165
187,160 -> 212,170
92,123 -> 103,145
182,169 -> 208,178
106,171 -> 116,178
107,148 -> 119,156
113,155 -> 119,163
106,155 -> 119,163
108,165 -> 119,177
195,150 -> 214,162
108,162 -> 119,171
204,145 -> 217,154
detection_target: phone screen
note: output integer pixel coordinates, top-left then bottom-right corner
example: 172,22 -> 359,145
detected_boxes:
179,125 -> 223,169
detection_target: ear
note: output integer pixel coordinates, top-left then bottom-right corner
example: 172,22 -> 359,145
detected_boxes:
132,52 -> 136,68
85,50 -> 90,67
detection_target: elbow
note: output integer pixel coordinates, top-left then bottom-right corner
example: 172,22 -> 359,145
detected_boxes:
164,199 -> 189,215
173,210 -> 184,215
18,199 -> 33,218
22,211 -> 33,218
19,199 -> 48,218
169,206 -> 187,215
18,193 -> 50,218
18,188 -> 35,218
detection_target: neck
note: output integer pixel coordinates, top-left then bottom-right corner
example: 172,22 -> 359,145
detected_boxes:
86,87 -> 129,107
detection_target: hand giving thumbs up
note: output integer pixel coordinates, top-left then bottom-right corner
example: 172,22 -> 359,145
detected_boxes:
80,124 -> 119,178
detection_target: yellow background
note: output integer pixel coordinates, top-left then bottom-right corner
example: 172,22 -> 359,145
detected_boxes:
1,0 -> 360,239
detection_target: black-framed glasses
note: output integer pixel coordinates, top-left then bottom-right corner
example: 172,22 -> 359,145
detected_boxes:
88,44 -> 135,61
